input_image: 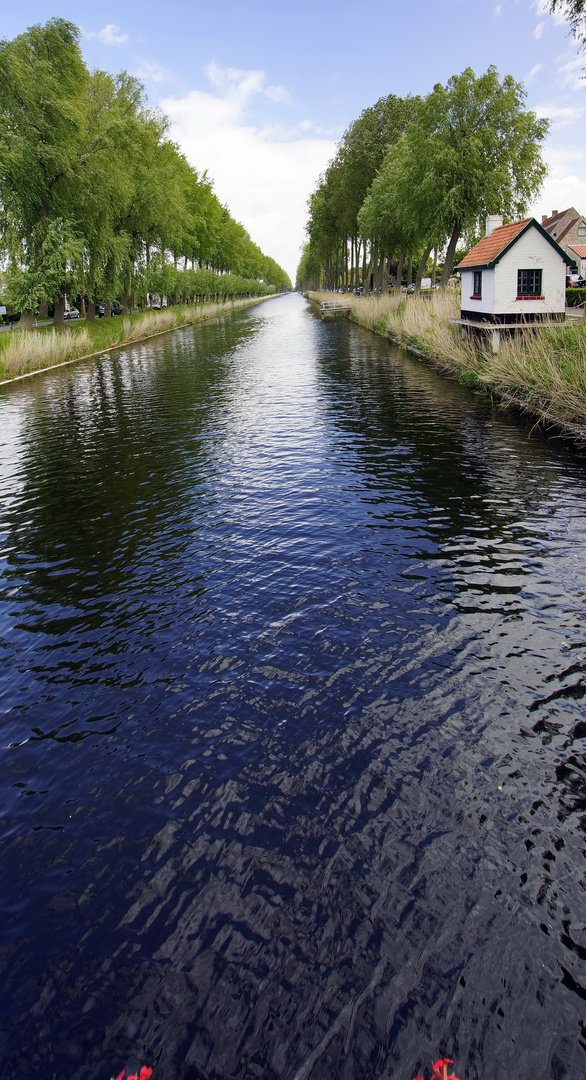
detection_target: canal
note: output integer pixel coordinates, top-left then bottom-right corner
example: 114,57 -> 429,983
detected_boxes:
1,292 -> 586,1079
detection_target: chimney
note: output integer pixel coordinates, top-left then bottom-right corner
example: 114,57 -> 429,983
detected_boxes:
486,214 -> 503,237
542,214 -> 548,224
552,210 -> 558,217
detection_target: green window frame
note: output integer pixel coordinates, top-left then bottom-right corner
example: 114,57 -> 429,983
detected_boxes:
472,270 -> 482,297
517,269 -> 542,297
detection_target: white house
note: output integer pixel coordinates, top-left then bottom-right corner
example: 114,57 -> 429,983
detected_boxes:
454,216 -> 576,349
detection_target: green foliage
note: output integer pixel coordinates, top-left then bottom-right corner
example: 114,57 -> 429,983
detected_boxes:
2,219 -> 82,311
298,94 -> 420,291
567,287 -> 586,306
300,67 -> 549,292
0,18 -> 290,320
548,0 -> 586,49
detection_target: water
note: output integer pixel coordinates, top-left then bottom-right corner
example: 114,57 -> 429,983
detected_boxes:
1,293 -> 586,1080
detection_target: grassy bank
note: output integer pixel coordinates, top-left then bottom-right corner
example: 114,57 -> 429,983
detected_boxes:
0,295 -> 276,383
309,290 -> 586,444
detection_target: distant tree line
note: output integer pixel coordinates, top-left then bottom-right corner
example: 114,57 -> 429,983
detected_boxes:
297,68 -> 549,294
0,18 -> 291,328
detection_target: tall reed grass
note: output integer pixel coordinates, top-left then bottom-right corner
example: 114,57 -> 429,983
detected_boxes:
0,295 -> 276,383
121,310 -> 176,342
309,290 -> 586,443
0,328 -> 94,378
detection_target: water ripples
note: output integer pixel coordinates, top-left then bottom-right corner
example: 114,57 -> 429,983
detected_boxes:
1,295 -> 586,1078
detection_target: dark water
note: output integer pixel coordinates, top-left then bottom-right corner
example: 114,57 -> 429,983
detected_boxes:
1,294 -> 586,1080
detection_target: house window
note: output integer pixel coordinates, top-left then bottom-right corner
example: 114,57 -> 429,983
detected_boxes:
472,271 -> 482,298
579,222 -> 586,236
517,269 -> 542,297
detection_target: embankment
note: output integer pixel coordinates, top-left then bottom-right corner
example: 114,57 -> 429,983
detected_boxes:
309,290 -> 586,445
0,295 -> 277,385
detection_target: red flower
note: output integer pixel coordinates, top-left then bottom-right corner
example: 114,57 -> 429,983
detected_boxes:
431,1060 -> 461,1080
127,1068 -> 152,1080
115,1072 -> 125,1080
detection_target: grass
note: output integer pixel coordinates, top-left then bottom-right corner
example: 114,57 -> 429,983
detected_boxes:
0,327 -> 94,378
309,289 -> 586,443
0,296 -> 275,382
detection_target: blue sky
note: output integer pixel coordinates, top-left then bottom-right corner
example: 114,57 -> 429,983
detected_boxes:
4,1 -> 586,279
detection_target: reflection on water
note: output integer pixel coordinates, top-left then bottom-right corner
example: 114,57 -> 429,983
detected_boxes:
1,295 -> 586,1079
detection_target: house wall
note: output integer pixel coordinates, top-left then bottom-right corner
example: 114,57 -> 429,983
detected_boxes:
495,228 -> 566,316
460,268 -> 495,317
543,206 -> 586,259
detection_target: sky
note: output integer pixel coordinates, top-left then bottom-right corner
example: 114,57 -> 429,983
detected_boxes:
3,1 -> 586,282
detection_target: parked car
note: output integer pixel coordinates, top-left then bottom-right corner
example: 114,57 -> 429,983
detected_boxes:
64,308 -> 81,320
96,302 -> 122,317
571,277 -> 586,288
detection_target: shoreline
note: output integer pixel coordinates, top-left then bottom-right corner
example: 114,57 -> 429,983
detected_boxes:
0,294 -> 280,387
308,290 -> 586,446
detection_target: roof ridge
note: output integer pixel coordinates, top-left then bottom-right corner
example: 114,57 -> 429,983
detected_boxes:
455,219 -> 530,268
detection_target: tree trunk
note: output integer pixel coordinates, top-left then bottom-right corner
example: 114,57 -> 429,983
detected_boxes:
407,255 -> 413,288
432,248 -> 437,287
20,310 -> 34,330
440,221 -> 462,287
120,291 -> 129,314
415,244 -> 433,292
38,299 -> 48,319
395,253 -> 405,290
105,301 -> 112,318
362,243 -> 368,294
53,294 -> 65,326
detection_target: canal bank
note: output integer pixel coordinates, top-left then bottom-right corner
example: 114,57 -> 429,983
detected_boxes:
0,293 -> 281,385
308,289 -> 586,445
2,293 -> 586,1079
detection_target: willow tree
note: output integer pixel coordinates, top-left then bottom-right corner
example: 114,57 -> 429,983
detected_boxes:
385,67 -> 549,286
338,94 -> 421,287
548,0 -> 586,50
0,18 -> 89,325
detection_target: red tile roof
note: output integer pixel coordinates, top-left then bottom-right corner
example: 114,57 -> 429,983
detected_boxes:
456,220 -> 531,268
569,245 -> 586,258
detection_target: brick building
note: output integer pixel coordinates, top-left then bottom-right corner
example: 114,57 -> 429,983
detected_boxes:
541,207 -> 586,267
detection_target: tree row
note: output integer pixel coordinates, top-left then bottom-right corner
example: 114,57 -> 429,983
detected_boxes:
0,18 -> 291,327
297,68 -> 549,294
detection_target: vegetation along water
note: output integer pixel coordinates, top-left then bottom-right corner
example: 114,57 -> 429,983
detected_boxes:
3,7 -> 586,1079
309,290 -> 586,445
2,294 -> 586,1079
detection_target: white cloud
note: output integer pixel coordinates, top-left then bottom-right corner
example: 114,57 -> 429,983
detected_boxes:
162,65 -> 336,281
530,144 -> 586,223
533,21 -> 545,38
527,63 -> 543,80
84,24 -> 128,46
557,55 -> 585,89
133,60 -> 173,85
534,100 -> 586,124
